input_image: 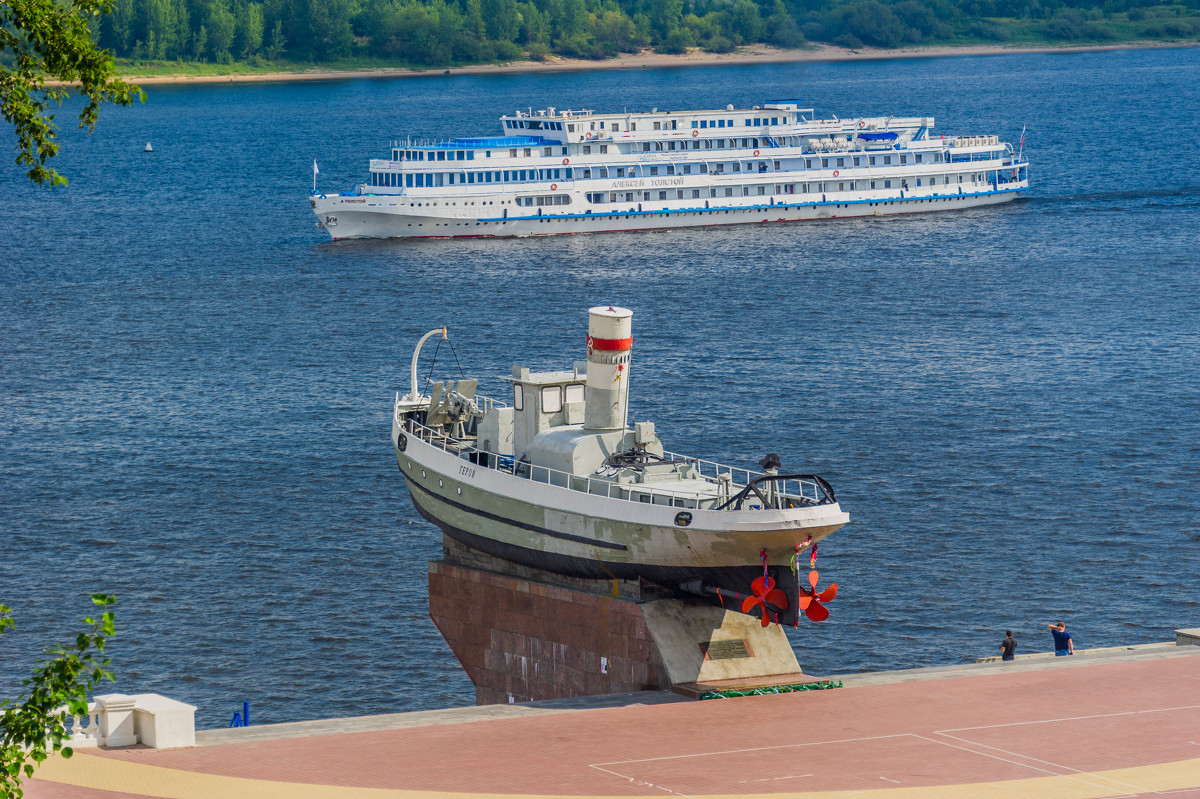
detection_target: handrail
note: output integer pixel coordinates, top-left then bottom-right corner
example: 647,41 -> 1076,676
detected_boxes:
398,410 -> 834,513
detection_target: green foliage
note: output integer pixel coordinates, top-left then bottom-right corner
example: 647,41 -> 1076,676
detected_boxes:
1,0 -> 145,186
65,0 -> 1200,74
0,595 -> 117,799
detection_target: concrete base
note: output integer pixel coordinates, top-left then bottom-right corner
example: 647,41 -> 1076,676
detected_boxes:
429,538 -> 811,705
1177,628 -> 1200,646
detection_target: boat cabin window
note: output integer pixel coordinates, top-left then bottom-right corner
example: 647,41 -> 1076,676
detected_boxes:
513,385 -> 524,411
565,384 -> 584,404
541,386 -> 563,413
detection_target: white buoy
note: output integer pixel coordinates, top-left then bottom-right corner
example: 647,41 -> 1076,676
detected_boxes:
144,142 -> 153,152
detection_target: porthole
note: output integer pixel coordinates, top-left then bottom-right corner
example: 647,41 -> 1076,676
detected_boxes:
457,487 -> 462,495
438,479 -> 443,487
421,470 -> 426,478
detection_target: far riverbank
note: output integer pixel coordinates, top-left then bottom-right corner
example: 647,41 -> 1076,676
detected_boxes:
119,41 -> 1197,85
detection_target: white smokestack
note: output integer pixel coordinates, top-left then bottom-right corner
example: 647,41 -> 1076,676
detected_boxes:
584,306 -> 632,431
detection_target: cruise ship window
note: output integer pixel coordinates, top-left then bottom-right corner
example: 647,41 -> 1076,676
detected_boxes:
659,191 -> 667,200
613,124 -> 620,132
583,146 -> 591,155
668,142 -> 676,151
568,124 -> 575,132
853,157 -> 860,166
667,165 -> 675,175
655,142 -> 663,151
869,156 -> 876,165
642,143 -> 651,152
600,145 -> 608,154
870,181 -> 876,189
732,163 -> 740,172
599,168 -> 608,177
691,121 -> 698,128
884,180 -> 892,188
654,122 -> 661,130
630,123 -> 636,131
676,190 -> 684,199
457,151 -> 465,160
510,149 -> 516,157
683,165 -> 691,174
837,158 -> 844,167
838,183 -> 844,191
543,148 -> 551,156
900,155 -> 907,164
884,156 -> 892,164
671,121 -> 677,130
436,152 -> 445,161
805,159 -> 813,168
822,158 -> 829,168
915,154 -> 922,163
616,168 -> 625,177
599,122 -> 605,129
524,148 -> 531,157
724,188 -> 733,196
758,186 -> 766,195
692,189 -> 701,198
691,141 -> 700,150
742,186 -> 749,196
650,167 -> 659,176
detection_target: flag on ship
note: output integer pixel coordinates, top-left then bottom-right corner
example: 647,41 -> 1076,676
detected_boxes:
1019,125 -> 1026,150
313,159 -> 320,175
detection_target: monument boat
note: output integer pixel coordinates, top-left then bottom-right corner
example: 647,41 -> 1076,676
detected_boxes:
313,101 -> 1029,239
392,306 -> 849,626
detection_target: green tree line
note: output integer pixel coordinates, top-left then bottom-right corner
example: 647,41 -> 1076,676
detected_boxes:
90,0 -> 1199,66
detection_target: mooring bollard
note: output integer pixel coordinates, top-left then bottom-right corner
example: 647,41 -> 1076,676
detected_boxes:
227,700 -> 251,728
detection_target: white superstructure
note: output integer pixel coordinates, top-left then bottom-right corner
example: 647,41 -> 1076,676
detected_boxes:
311,101 -> 1029,239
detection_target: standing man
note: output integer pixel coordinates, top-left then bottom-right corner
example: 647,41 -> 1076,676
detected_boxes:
1000,630 -> 1017,661
1048,621 -> 1073,656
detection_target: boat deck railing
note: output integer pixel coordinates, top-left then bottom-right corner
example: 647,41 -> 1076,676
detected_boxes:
399,414 -> 833,512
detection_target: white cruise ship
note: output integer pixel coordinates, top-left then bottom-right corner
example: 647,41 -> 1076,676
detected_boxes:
310,101 -> 1029,239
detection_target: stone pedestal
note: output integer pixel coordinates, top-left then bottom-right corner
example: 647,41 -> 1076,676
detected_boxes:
94,694 -> 138,748
429,537 -> 811,705
132,694 -> 197,748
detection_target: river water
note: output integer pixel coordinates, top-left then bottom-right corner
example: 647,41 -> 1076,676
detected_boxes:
2,46 -> 1198,729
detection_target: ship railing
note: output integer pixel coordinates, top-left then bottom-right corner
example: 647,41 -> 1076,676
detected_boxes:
401,416 -> 833,511
661,450 -> 834,507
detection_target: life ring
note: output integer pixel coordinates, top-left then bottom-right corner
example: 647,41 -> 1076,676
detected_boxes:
833,170 -> 839,177
753,149 -> 760,156
550,183 -> 557,190
563,158 -> 569,165
692,130 -> 699,137
858,120 -> 866,129
585,132 -> 592,139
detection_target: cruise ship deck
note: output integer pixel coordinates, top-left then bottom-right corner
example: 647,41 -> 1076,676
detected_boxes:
27,645 -> 1200,798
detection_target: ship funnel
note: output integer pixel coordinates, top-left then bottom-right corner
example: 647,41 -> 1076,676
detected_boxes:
584,306 -> 632,431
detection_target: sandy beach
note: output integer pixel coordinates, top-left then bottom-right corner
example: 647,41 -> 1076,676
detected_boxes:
121,41 -> 1196,85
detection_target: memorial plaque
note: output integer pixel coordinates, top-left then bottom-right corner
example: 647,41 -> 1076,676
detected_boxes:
702,639 -> 752,660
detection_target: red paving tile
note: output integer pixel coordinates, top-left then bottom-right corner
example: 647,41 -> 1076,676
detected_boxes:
27,650 -> 1200,797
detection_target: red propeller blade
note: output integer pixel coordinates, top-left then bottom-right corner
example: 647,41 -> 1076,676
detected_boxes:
751,575 -> 775,597
765,588 -> 789,610
818,583 -> 838,603
806,601 -> 830,622
741,595 -> 760,615
759,610 -> 772,628
796,595 -> 813,610
808,570 -> 820,590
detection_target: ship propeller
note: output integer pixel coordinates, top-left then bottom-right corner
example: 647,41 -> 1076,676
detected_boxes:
796,570 -> 837,622
741,575 -> 789,628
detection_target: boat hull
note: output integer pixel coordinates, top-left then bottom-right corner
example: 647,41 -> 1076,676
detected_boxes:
394,423 -> 847,624
315,186 -> 1024,240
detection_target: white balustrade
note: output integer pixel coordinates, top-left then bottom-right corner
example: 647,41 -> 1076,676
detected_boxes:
51,693 -> 196,750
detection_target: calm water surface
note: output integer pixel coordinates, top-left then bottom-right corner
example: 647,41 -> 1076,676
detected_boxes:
2,47 -> 1198,728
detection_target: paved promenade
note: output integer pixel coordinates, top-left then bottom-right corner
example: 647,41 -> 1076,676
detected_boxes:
28,646 -> 1200,798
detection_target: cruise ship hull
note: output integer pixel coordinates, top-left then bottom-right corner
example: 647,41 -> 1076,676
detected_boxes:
316,186 -> 1023,239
